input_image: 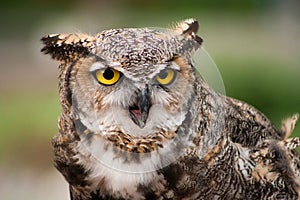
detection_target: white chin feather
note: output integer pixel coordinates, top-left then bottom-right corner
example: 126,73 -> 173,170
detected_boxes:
75,131 -> 188,198
74,103 -> 191,197
75,142 -> 154,199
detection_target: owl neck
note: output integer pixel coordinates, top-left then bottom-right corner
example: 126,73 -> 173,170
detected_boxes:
191,78 -> 227,158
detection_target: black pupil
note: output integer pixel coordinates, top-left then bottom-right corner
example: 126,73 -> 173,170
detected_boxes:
103,69 -> 115,80
159,70 -> 168,79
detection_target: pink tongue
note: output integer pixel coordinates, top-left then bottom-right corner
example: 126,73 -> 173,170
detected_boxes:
132,109 -> 142,119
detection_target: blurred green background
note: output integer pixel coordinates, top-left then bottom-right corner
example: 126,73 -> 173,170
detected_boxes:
0,0 -> 299,199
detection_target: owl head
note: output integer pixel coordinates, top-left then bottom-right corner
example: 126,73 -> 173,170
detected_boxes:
42,19 -> 203,172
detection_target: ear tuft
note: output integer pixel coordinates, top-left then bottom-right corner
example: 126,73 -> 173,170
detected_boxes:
173,18 -> 203,45
41,33 -> 96,62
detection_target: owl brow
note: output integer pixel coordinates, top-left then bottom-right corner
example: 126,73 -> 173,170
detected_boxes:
89,54 -> 106,63
165,56 -> 181,71
168,61 -> 180,71
88,54 -> 110,72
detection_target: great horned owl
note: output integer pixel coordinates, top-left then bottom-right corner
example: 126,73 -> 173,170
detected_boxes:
41,19 -> 300,200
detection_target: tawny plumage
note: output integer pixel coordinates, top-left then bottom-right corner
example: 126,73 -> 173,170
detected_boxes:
41,19 -> 300,200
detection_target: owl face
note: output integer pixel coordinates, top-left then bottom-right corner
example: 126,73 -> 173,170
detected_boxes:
73,55 -> 196,137
42,19 -> 202,171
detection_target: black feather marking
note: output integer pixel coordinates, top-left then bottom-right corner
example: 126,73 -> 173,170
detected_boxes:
64,61 -> 76,105
195,35 -> 203,45
182,20 -> 199,35
41,34 -> 90,62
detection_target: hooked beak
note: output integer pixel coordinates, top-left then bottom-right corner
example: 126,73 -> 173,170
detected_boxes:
129,87 -> 151,128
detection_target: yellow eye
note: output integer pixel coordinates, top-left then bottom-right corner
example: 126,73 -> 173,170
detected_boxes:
156,69 -> 176,85
94,68 -> 122,85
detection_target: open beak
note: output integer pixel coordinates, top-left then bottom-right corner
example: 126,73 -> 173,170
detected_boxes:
129,87 -> 151,128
